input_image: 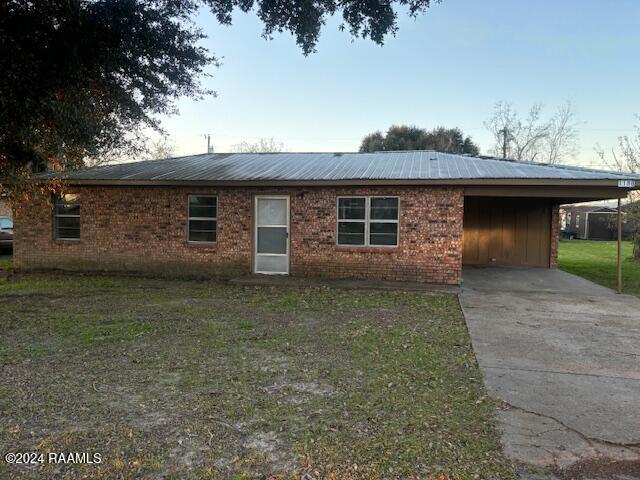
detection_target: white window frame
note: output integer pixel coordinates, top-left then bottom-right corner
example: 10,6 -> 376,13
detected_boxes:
336,196 -> 400,248
187,195 -> 218,244
54,194 -> 80,241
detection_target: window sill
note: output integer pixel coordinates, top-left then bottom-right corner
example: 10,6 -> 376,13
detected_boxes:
187,241 -> 218,249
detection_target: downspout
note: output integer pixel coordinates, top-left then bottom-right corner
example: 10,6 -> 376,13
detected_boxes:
584,212 -> 589,239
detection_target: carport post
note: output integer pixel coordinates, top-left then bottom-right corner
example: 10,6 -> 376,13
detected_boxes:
617,198 -> 622,294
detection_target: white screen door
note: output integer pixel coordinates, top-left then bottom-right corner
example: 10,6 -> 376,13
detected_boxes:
254,196 -> 290,274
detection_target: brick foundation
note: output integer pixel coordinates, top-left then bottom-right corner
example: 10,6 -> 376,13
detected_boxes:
14,185 -> 464,284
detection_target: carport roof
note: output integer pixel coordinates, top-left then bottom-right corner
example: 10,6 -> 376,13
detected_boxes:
46,150 -> 640,187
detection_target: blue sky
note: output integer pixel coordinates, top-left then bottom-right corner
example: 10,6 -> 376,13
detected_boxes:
158,0 -> 640,167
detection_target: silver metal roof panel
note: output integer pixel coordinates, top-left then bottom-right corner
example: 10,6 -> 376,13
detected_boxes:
45,151 -> 640,184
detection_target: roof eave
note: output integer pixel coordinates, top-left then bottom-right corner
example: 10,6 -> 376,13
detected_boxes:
60,177 -> 639,189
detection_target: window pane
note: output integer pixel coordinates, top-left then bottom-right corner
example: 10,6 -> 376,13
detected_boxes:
55,227 -> 80,239
55,213 -> 80,239
189,205 -> 217,218
370,222 -> 398,246
189,230 -> 216,242
257,198 -> 287,225
338,221 -> 365,245
257,227 -> 287,254
56,217 -> 80,229
370,197 -> 398,220
55,215 -> 80,239
338,198 -> 365,220
0,218 -> 12,229
189,196 -> 217,218
55,200 -> 80,216
189,196 -> 216,207
189,220 -> 216,242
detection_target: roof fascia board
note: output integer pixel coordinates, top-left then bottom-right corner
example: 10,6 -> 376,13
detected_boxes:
61,178 -> 638,189
464,186 -> 630,199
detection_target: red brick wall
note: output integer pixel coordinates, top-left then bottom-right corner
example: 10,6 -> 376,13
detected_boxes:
550,203 -> 560,269
13,185 -> 464,284
289,187 -> 463,284
0,201 -> 11,218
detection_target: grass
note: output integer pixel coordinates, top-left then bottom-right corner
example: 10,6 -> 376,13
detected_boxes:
0,257 -> 11,270
558,240 -> 640,295
0,273 -> 515,480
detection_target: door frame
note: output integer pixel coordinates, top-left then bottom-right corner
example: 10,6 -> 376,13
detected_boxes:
253,195 -> 290,275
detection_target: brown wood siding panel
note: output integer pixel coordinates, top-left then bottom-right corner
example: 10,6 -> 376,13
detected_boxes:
463,197 -> 551,267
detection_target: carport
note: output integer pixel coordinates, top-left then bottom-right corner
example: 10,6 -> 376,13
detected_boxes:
462,182 -> 635,271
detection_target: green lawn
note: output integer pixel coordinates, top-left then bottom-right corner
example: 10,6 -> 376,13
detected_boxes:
0,274 -> 515,480
558,240 -> 640,295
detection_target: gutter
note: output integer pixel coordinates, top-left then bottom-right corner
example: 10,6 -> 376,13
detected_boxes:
56,178 -> 638,189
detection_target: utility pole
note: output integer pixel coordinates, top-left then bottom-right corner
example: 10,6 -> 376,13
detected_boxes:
501,128 -> 508,159
204,134 -> 214,154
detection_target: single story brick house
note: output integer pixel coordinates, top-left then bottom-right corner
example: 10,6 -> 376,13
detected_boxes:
13,151 -> 640,284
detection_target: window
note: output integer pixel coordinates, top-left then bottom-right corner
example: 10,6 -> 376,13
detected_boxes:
54,194 -> 80,240
337,196 -> 399,247
575,214 -> 580,229
188,195 -> 217,243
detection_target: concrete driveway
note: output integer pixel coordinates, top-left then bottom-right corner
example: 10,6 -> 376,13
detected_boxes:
460,267 -> 640,479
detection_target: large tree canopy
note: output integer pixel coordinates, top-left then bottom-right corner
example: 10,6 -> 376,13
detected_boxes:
360,125 -> 480,155
0,0 -> 439,202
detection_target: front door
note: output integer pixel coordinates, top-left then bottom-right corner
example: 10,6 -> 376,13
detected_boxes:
254,196 -> 290,274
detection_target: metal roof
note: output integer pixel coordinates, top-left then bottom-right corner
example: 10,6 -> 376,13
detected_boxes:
48,151 -> 640,185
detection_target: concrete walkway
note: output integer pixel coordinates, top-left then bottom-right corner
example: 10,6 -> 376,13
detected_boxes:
460,267 -> 640,479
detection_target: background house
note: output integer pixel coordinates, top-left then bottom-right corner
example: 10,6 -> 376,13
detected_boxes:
561,204 -> 633,240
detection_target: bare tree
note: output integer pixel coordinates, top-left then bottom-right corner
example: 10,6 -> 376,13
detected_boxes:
231,138 -> 284,153
83,131 -> 156,167
143,137 -> 177,160
545,102 -> 580,164
485,101 -> 578,164
595,117 -> 640,259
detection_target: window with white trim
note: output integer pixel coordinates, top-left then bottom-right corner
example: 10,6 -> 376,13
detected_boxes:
337,196 -> 399,247
54,194 -> 80,240
188,195 -> 217,243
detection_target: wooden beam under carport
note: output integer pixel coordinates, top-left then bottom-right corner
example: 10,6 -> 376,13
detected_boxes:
464,185 -> 630,203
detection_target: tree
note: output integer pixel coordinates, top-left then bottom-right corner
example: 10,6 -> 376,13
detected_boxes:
144,137 -> 178,161
484,101 -> 578,163
0,0 -> 440,204
231,138 -> 285,153
595,117 -> 640,260
359,125 -> 480,155
1,0 -> 213,203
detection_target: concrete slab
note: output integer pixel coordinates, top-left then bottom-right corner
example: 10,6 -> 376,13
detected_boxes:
460,267 -> 640,478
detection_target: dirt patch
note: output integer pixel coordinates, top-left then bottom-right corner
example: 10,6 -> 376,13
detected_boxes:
555,458 -> 640,479
243,431 -> 296,472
